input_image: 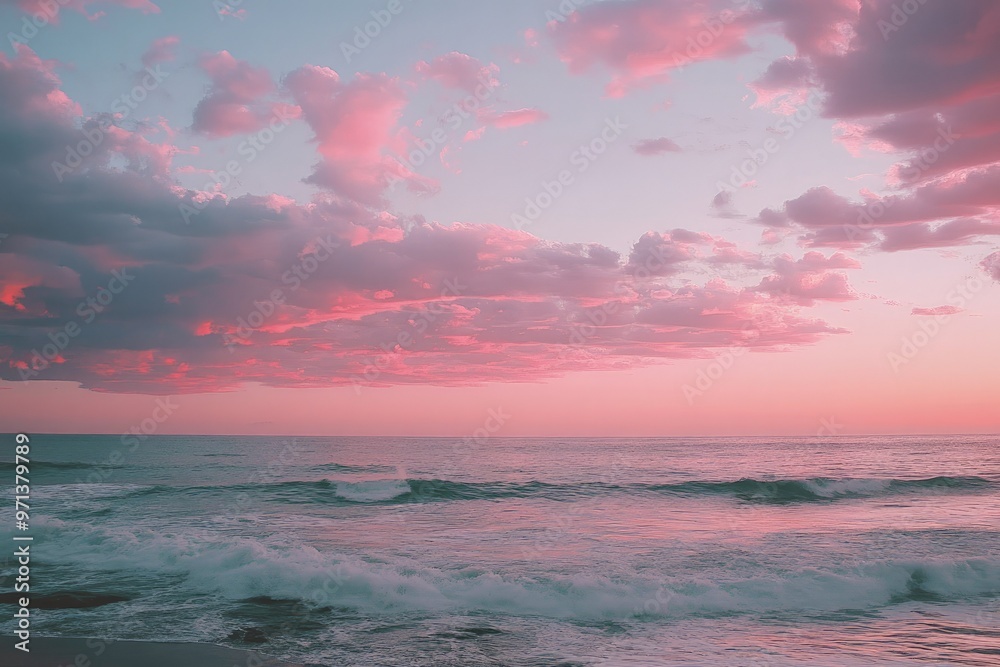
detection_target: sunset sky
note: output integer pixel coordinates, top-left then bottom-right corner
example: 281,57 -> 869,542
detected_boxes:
0,0 -> 998,436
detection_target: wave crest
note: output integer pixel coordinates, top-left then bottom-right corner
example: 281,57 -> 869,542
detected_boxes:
23,523 -> 1000,619
35,475 -> 994,505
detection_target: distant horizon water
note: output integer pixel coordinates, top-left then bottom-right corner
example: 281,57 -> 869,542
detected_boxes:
9,431 -> 1000,438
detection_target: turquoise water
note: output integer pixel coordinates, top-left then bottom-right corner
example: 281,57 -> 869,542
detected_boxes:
2,434 -> 999,666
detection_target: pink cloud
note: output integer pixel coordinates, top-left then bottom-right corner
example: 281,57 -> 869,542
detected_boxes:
191,51 -> 279,138
141,35 -> 179,67
216,3 -> 245,20
753,0 -> 859,57
478,107 -> 549,129
879,218 -> 1000,252
0,255 -> 82,312
762,166 -> 1000,250
1,216 -> 854,392
0,48 -> 853,392
833,121 -> 896,157
803,2 -> 1000,120
463,127 -> 486,143
0,45 -> 81,120
710,190 -> 744,220
748,56 -> 815,112
632,137 -> 681,155
8,0 -> 159,22
982,251 -> 1000,281
911,305 -> 963,316
761,229 -> 783,245
415,51 -> 498,93
548,0 -> 752,97
738,1 -> 1000,257
285,65 -> 436,204
753,252 -> 860,305
0,45 -> 178,182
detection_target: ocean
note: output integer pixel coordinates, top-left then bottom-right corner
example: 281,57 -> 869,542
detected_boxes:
2,434 -> 998,666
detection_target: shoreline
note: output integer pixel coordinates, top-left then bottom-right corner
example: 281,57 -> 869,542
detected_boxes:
0,636 -> 322,667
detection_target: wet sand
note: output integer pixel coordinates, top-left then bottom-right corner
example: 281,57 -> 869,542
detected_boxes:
0,637 -> 322,667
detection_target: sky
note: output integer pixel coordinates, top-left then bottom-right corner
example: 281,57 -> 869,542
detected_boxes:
0,0 -> 998,437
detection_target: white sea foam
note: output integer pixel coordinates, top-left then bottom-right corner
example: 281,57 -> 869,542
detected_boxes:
21,523 -> 1000,620
32,483 -> 153,502
799,478 -> 892,497
331,479 -> 411,502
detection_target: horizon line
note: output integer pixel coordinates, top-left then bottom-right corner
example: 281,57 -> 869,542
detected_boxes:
5,431 -> 998,439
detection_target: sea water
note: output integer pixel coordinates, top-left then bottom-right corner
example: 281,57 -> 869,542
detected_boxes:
2,434 -> 998,666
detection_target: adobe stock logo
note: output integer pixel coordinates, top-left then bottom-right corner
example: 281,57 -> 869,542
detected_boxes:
51,66 -> 170,182
6,0 -> 73,51
511,117 -> 628,231
887,275 -> 982,372
223,236 -> 340,352
18,269 -> 135,380
843,125 -> 956,243
180,106 -> 297,224
339,0 -> 411,63
877,0 -> 928,40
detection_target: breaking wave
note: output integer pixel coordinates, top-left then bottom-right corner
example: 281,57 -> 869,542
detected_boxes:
111,475 -> 994,505
16,523 -> 1000,620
